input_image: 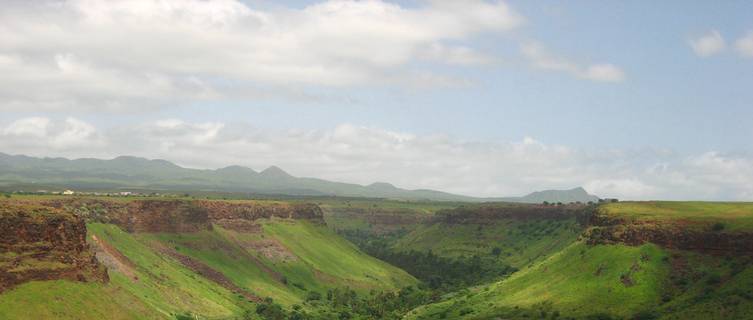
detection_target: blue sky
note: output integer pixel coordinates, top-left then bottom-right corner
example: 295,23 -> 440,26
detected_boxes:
1,0 -> 752,200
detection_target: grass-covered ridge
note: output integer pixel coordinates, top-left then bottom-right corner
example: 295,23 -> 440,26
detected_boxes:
601,201 -> 753,232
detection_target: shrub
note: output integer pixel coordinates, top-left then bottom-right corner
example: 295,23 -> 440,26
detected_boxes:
175,313 -> 194,320
586,313 -> 614,320
632,310 -> 659,320
305,291 -> 322,301
712,223 -> 725,232
706,274 -> 722,285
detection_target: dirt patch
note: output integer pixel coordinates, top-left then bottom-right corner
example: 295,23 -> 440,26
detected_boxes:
90,235 -> 138,281
254,240 -> 296,262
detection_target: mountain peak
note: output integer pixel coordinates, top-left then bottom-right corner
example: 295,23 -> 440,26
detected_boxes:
260,166 -> 292,179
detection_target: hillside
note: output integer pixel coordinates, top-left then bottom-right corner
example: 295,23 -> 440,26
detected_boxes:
393,204 -> 587,268
0,153 -> 599,203
0,197 -> 416,319
0,153 -> 474,201
406,201 -> 753,319
493,187 -> 600,204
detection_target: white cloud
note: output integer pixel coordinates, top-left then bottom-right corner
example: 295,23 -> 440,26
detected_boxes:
736,31 -> 753,57
0,117 -> 104,152
520,42 -> 625,83
0,0 -> 524,112
2,117 -> 50,138
2,117 -> 751,201
581,64 -> 625,83
689,30 -> 726,57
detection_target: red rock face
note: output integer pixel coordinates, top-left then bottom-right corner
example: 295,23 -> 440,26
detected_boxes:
42,198 -> 325,233
0,204 -> 107,293
115,200 -> 213,233
195,200 -> 324,221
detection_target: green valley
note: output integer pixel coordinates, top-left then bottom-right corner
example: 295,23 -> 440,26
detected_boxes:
2,196 -> 753,319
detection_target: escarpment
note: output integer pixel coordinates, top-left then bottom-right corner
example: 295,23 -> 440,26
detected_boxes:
0,204 -> 107,293
432,204 -> 590,225
42,198 -> 325,233
584,208 -> 753,255
195,200 -> 325,232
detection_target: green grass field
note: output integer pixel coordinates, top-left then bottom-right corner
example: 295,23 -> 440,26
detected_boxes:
0,280 -> 163,320
601,201 -> 753,231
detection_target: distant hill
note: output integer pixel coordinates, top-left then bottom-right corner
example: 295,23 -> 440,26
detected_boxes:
0,153 -> 599,202
492,187 -> 600,204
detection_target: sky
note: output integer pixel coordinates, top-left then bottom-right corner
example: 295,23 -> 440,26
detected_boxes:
1,0 -> 752,200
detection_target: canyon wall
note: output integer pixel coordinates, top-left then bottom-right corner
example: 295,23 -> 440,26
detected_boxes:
0,204 -> 106,293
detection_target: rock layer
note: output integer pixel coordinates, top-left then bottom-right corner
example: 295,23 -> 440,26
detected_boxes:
0,204 -> 107,293
584,210 -> 753,255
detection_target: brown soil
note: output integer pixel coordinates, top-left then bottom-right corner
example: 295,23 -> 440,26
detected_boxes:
90,234 -> 138,281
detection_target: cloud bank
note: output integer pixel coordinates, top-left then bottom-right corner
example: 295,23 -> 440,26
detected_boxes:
0,0 -> 524,112
0,0 -> 629,112
1,117 -> 750,201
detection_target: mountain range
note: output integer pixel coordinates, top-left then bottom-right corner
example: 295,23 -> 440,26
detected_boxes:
0,153 -> 599,203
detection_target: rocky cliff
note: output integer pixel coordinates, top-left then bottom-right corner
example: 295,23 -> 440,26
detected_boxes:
0,204 -> 107,293
584,208 -> 753,255
41,198 -> 324,233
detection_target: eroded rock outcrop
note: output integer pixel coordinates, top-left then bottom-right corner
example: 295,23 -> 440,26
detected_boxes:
0,204 -> 107,293
584,209 -> 753,255
43,198 -> 325,233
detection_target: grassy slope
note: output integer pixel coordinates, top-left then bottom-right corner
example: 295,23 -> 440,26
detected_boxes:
0,280 -> 162,320
88,223 -> 251,319
395,217 -> 582,268
407,242 -> 670,319
143,219 -> 416,306
262,219 -> 416,291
